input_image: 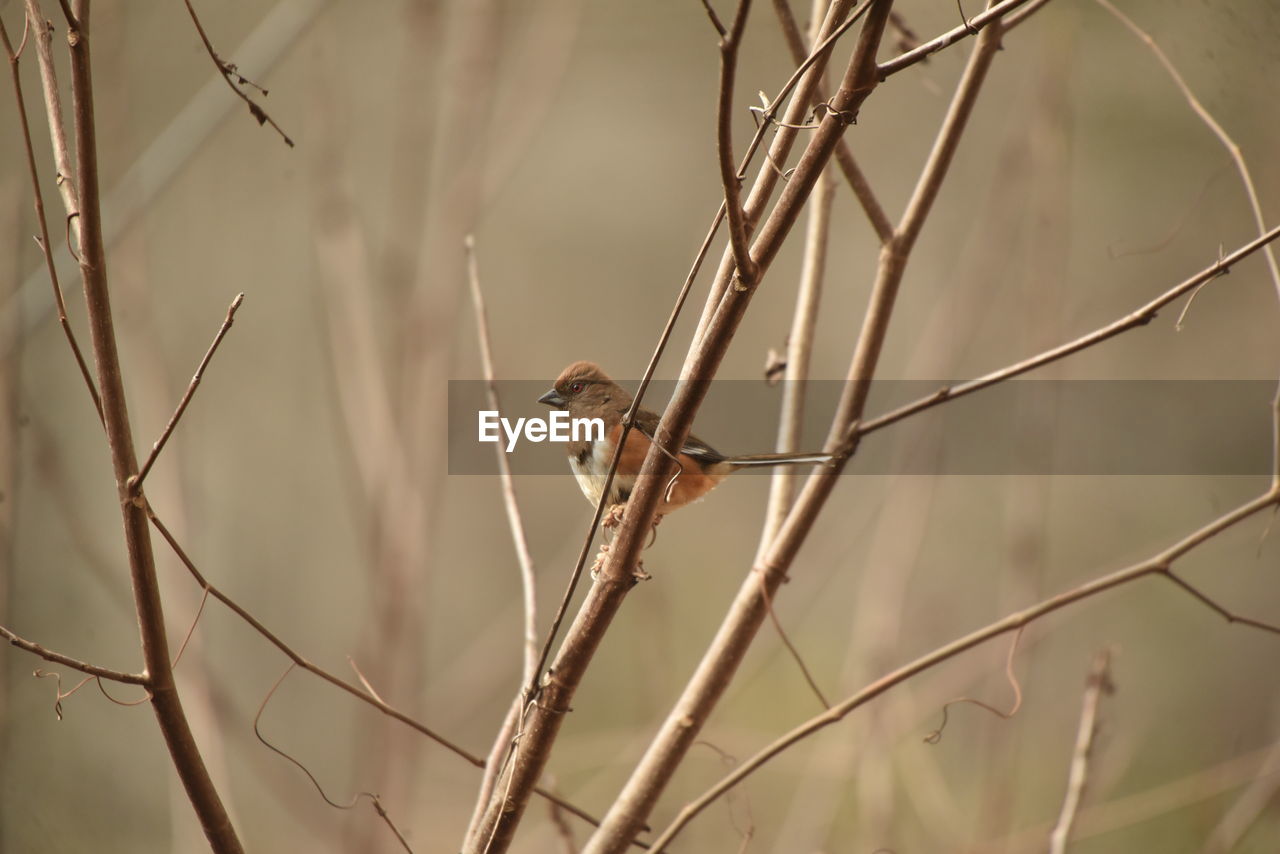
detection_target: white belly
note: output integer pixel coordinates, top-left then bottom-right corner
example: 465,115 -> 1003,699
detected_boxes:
569,440 -> 633,506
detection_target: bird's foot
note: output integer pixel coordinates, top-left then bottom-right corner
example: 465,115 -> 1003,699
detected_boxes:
589,544 -> 651,582
589,543 -> 610,580
601,503 -> 627,530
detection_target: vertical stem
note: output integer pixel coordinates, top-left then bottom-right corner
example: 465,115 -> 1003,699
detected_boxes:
62,5 -> 243,851
717,0 -> 759,285
1048,650 -> 1113,854
760,171 -> 834,547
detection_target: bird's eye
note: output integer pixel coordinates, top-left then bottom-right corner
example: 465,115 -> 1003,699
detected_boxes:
570,381 -> 585,393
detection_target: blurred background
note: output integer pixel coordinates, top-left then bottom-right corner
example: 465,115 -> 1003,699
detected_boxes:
2,0 -> 1279,851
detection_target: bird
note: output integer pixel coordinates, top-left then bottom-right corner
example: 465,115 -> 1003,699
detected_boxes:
537,361 -> 833,517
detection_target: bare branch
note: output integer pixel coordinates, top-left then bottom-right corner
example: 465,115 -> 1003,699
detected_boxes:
181,0 -> 294,147
1094,0 -> 1279,303
1,624 -> 147,684
1163,572 -> 1280,637
464,239 -> 537,685
648,489 -> 1280,849
692,0 -> 875,346
760,170 -> 834,545
57,3 -> 245,848
878,0 -> 1042,76
716,0 -> 759,286
757,572 -> 829,709
771,0 -> 893,243
171,587 -> 211,670
463,235 -> 544,841
131,293 -> 244,494
699,0 -> 728,39
23,0 -> 81,233
0,11 -> 101,423
858,224 -> 1280,439
1049,650 -> 1115,854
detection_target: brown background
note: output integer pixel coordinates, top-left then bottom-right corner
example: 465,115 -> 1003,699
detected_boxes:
2,0 -> 1279,851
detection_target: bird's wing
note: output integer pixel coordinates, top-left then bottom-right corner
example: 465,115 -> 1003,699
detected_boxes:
631,409 -> 726,466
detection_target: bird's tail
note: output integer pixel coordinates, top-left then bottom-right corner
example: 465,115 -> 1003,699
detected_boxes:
722,451 -> 833,468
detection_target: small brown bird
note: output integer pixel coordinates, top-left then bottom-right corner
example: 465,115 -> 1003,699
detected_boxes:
537,361 -> 832,515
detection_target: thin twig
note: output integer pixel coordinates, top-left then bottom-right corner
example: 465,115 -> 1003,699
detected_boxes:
131,293 -> 244,494
463,234 -> 544,843
1003,0 -> 1056,29
464,238 -> 537,685
756,573 -> 829,709
857,224 -> 1280,439
181,0 -> 294,146
760,169 -> 834,546
171,587 -> 212,669
549,792 -> 579,854
878,0 -> 1039,76
348,656 -> 388,705
0,11 -> 102,424
23,0 -> 81,233
770,0 -> 893,243
1163,571 -> 1280,636
465,695 -> 525,844
692,0 -> 875,348
700,0 -> 728,37
1093,0 -> 1279,303
1049,649 -> 1114,854
716,0 -> 759,286
647,489 -> 1280,850
1,623 -> 147,684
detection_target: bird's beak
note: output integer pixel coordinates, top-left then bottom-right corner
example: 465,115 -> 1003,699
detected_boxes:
538,388 -> 566,408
